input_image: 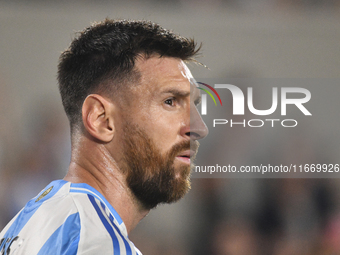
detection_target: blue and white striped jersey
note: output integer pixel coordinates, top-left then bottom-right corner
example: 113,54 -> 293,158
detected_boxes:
0,180 -> 142,255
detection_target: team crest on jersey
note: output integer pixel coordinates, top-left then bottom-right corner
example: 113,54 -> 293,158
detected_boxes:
35,186 -> 53,202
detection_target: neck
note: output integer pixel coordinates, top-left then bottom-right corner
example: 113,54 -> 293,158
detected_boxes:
64,135 -> 149,234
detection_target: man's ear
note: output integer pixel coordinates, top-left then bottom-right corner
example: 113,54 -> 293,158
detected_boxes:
82,94 -> 115,143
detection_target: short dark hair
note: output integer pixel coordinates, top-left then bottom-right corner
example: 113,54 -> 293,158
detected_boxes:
58,19 -> 201,132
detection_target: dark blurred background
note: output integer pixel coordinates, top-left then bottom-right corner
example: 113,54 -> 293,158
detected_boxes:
1,1 -> 340,254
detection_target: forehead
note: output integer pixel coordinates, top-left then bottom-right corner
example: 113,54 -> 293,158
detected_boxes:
133,56 -> 200,102
135,56 -> 191,89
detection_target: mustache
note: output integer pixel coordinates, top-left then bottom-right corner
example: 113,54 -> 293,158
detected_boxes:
167,140 -> 200,160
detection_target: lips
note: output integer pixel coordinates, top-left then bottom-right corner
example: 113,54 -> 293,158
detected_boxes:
176,150 -> 197,164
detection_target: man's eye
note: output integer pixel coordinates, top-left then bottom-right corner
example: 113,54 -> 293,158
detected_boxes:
164,98 -> 175,106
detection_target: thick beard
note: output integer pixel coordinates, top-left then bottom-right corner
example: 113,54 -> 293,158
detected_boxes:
121,123 -> 197,210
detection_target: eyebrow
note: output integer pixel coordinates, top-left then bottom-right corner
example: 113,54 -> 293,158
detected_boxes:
162,89 -> 190,98
161,88 -> 201,105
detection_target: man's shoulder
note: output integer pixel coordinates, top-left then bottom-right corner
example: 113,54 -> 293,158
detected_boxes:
19,180 -> 82,222
1,180 -> 115,234
0,180 -> 103,254
0,180 -> 142,255
0,180 -> 81,254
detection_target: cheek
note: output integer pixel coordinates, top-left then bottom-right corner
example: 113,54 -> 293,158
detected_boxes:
150,123 -> 181,154
133,105 -> 184,152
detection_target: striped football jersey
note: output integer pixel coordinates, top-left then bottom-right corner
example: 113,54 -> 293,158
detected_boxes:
0,180 -> 142,255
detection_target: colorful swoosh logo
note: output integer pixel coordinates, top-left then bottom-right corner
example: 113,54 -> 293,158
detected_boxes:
197,82 -> 223,106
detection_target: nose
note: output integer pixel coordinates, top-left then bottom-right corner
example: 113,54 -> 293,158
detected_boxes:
187,104 -> 209,140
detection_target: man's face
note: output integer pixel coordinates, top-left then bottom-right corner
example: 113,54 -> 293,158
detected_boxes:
115,56 -> 208,209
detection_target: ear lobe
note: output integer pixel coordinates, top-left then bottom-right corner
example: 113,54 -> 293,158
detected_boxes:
82,94 -> 115,143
